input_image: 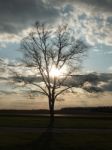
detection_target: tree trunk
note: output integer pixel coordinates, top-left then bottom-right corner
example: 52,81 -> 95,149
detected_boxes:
49,97 -> 55,127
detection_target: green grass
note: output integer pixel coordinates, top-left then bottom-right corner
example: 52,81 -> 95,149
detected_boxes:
0,131 -> 40,150
0,131 -> 112,150
0,116 -> 112,129
54,117 -> 112,129
0,116 -> 49,128
0,115 -> 112,150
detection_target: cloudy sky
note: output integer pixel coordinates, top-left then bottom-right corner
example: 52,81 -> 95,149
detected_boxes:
0,0 -> 112,73
0,0 -> 112,109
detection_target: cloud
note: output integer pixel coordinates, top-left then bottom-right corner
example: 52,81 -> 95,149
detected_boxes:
82,0 -> 112,11
72,11 -> 112,46
82,73 -> 112,92
0,43 -> 6,48
0,59 -> 112,94
0,0 -> 112,48
46,1 -> 112,46
0,0 -> 60,34
0,33 -> 21,43
47,0 -> 112,46
48,0 -> 112,12
108,66 -> 112,73
98,80 -> 112,92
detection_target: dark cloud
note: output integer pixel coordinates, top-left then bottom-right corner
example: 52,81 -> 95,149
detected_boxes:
107,16 -> 112,24
78,13 -> 87,20
61,72 -> 112,93
0,0 -> 60,34
101,80 -> 112,91
82,73 -> 112,92
0,0 -> 112,41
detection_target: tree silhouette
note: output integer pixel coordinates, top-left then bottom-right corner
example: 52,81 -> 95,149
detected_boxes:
17,22 -> 88,125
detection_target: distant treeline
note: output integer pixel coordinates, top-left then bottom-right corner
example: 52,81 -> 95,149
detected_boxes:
0,106 -> 112,115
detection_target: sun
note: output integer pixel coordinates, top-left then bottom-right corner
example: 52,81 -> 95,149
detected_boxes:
50,67 -> 61,77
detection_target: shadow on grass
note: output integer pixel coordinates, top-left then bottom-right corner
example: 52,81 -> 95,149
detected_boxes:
12,126 -> 58,150
30,123 -> 61,150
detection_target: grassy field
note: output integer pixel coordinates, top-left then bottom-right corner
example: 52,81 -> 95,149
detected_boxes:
0,131 -> 112,150
0,114 -> 112,150
0,115 -> 112,128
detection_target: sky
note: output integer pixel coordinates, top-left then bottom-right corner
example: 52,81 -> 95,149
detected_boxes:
0,0 -> 112,73
0,0 -> 112,109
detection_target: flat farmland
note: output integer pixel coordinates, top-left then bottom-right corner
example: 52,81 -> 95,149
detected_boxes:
0,111 -> 112,150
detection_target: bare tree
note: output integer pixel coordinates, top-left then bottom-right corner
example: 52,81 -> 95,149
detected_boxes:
18,22 -> 88,125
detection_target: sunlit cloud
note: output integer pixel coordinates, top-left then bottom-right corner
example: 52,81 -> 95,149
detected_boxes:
0,33 -> 20,43
108,66 -> 112,73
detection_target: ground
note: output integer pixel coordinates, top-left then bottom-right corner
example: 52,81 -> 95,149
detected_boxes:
0,112 -> 112,150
